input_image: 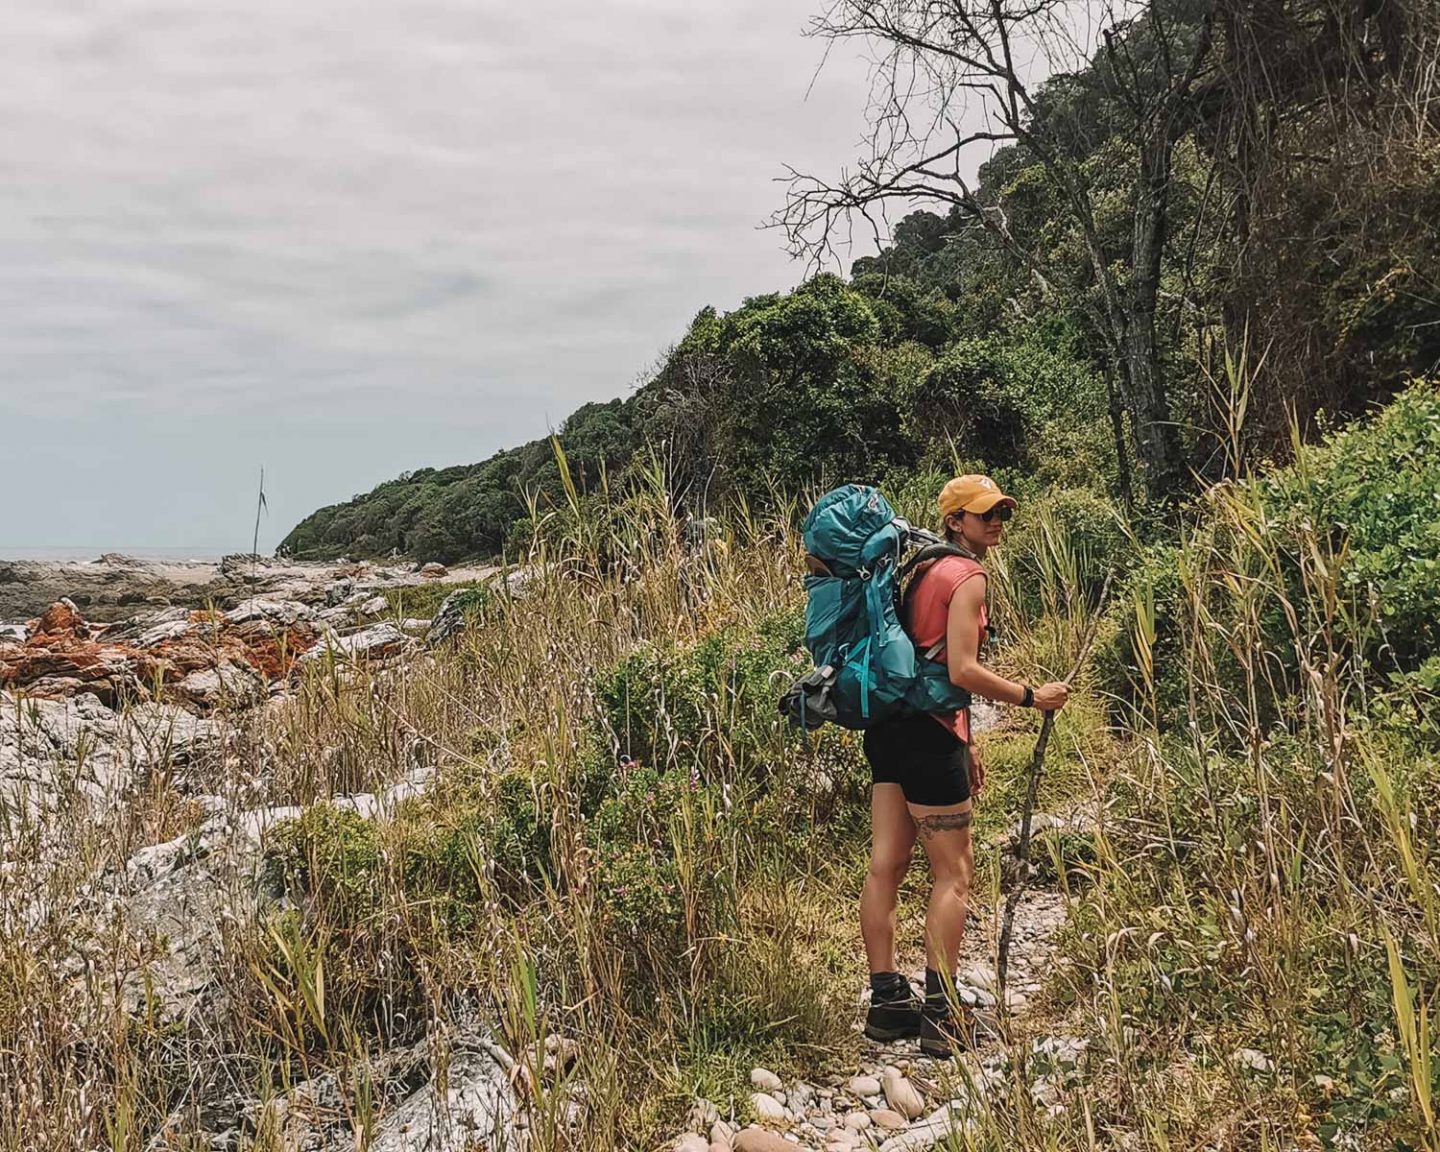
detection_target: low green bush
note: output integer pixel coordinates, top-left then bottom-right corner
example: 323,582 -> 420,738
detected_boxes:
264,805 -> 382,930
482,772 -> 555,898
586,762 -> 693,949
1366,654 -> 1440,749
1092,540 -> 1187,721
1262,378 -> 1440,673
382,579 -> 492,620
593,607 -> 806,775
1097,379 -> 1440,733
999,486 -> 1134,617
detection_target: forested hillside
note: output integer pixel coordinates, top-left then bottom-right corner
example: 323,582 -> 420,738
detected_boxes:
282,0 -> 1438,563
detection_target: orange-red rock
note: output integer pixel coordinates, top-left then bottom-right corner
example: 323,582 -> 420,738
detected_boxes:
32,600 -> 88,638
0,601 -> 319,712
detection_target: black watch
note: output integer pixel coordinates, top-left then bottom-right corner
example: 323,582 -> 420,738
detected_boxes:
1020,684 -> 1035,708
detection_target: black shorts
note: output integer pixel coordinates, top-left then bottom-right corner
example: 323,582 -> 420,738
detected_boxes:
862,711 -> 972,807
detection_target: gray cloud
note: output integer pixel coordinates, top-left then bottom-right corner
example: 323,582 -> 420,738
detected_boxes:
0,0 -> 881,553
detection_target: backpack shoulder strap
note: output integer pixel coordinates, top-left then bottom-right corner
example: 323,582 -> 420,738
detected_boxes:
897,541 -> 969,583
898,542 -> 989,661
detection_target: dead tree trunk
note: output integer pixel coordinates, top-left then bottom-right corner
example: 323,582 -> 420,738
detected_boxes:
1124,128 -> 1187,496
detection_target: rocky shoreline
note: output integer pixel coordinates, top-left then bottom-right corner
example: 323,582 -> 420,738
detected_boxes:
0,551 -> 494,625
0,554 -> 500,831
0,554 -> 494,709
1,555 -> 527,1150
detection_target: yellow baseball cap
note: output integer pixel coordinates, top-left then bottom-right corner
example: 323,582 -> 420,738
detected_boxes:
938,474 -> 1017,518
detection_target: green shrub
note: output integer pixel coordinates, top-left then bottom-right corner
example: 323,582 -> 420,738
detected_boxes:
384,579 -> 493,621
586,763 -> 694,942
1093,540 -> 1186,721
482,772 -> 555,900
257,807 -> 418,1044
1262,379 -> 1440,673
1367,654 -> 1440,749
593,607 -> 806,774
580,761 -> 736,1006
592,842 -> 685,945
1000,486 -> 1134,616
595,647 -> 708,766
264,805 -> 382,929
1097,380 -> 1440,731
397,818 -> 485,930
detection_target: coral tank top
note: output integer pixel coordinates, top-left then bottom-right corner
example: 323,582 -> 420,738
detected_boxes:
905,554 -> 987,744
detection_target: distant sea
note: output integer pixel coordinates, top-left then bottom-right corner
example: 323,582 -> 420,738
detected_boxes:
0,547 -> 225,563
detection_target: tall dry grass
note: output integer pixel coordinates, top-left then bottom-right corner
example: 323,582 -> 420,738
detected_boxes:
3,416 -> 1436,1150
1,473 -> 877,1150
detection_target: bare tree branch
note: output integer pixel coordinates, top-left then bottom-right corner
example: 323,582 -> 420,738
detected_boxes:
774,0 -> 1220,500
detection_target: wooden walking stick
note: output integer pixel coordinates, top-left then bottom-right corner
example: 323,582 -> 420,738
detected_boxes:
996,571 -> 1112,997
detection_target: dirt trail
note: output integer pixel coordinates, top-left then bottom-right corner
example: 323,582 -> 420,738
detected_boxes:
676,887 -> 1081,1152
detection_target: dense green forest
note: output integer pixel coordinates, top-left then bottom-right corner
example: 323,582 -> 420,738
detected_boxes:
281,0 -> 1439,563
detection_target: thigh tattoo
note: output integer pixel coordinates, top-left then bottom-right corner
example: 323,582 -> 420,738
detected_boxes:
914,809 -> 973,839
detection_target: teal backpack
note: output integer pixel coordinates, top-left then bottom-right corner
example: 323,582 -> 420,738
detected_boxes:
779,484 -> 973,730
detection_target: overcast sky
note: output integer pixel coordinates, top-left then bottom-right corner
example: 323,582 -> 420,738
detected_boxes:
0,0 -> 886,555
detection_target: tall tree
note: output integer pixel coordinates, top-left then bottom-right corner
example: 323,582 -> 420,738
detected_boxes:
778,0 -> 1216,501
1191,0 -> 1440,443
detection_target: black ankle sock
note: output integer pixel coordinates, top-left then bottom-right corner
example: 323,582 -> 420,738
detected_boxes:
870,971 -> 910,998
924,967 -> 952,1008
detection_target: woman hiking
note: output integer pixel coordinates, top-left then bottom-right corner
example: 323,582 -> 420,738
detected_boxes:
860,475 -> 1070,1057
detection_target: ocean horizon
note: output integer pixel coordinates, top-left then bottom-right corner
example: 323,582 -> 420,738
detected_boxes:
0,546 -> 231,563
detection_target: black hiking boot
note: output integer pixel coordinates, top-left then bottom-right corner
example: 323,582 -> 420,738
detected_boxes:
918,1003 -> 976,1058
918,967 -> 976,1058
864,973 -> 922,1041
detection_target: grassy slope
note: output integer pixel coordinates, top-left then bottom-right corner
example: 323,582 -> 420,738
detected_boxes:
4,387 -> 1440,1149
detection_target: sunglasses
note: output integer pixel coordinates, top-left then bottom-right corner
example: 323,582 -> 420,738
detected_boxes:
973,504 -> 1014,523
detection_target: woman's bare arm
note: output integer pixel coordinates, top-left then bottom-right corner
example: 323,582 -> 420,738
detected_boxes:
945,576 -> 1028,705
944,577 -> 1071,710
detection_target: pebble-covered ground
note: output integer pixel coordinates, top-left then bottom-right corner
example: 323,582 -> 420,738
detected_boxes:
670,892 -> 1076,1152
